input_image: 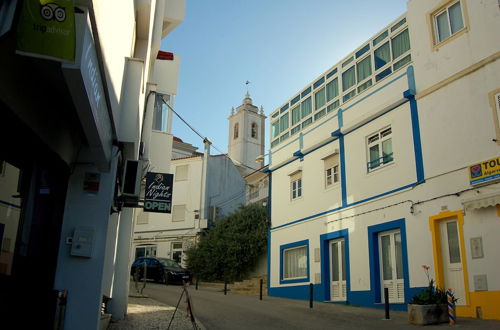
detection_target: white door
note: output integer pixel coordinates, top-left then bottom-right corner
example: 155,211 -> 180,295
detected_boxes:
330,239 -> 346,301
379,230 -> 404,303
439,220 -> 466,305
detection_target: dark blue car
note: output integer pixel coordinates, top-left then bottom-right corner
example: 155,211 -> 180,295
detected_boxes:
131,257 -> 192,284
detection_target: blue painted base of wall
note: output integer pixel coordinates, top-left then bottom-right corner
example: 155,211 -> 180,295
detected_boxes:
269,285 -> 428,311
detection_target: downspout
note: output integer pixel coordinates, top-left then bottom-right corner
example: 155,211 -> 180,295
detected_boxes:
199,138 -> 211,227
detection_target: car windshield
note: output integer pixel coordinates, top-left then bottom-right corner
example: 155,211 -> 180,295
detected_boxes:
158,258 -> 181,268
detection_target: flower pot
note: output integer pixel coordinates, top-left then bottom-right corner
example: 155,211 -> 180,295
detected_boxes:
408,303 -> 449,325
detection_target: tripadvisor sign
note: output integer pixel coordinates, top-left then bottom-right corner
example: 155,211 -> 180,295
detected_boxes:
144,172 -> 173,213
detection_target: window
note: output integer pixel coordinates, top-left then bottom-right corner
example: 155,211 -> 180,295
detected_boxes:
314,87 -> 326,110
172,205 -> 186,222
290,170 -> 302,200
433,1 -> 465,44
175,165 -> 188,181
280,113 -> 289,133
301,97 -> 312,118
326,78 -> 338,102
135,245 -> 157,259
152,93 -> 170,132
291,105 -> 301,126
374,42 -> 391,70
357,55 -> 372,84
234,123 -> 239,139
251,122 -> 258,138
249,185 -> 259,200
489,90 -> 500,143
342,66 -> 356,92
283,245 -> 307,280
367,127 -> 393,171
391,29 -> 410,60
272,121 -> 280,139
172,242 -> 183,264
323,153 -> 339,187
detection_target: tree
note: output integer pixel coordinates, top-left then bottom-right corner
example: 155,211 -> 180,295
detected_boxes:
186,203 -> 268,282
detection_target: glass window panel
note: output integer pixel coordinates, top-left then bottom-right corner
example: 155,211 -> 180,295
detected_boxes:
391,29 -> 410,59
315,87 -> 326,110
153,94 -> 169,132
301,87 -> 311,98
326,168 -> 332,186
284,246 -> 307,279
391,17 -> 407,32
280,132 -> 289,142
313,77 -> 325,89
342,66 -> 356,91
446,222 -> 461,263
291,125 -> 301,135
368,134 -> 379,144
314,109 -> 326,120
357,56 -> 372,82
395,233 -> 403,279
382,138 -> 393,163
291,95 -> 301,106
291,106 -> 301,125
326,68 -> 338,79
375,67 -> 392,81
373,30 -> 388,46
436,11 -> 451,42
357,80 -> 372,93
374,42 -> 391,70
342,56 -> 354,67
271,139 -> 280,148
301,97 -> 312,118
381,235 -> 393,280
326,78 -> 339,101
272,121 -> 280,138
301,117 -> 313,129
327,100 -> 340,113
343,90 -> 356,102
449,2 -> 464,34
393,54 -> 411,71
370,145 -> 380,168
332,242 -> 339,281
280,113 -> 289,132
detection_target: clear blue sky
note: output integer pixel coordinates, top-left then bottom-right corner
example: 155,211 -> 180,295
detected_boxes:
160,0 -> 408,154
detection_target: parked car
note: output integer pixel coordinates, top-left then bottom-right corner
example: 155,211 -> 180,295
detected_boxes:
130,257 -> 192,284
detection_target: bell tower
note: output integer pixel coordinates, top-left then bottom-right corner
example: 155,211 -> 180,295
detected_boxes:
227,93 -> 266,176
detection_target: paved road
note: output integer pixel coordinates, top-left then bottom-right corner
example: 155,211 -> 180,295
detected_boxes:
141,282 -> 500,330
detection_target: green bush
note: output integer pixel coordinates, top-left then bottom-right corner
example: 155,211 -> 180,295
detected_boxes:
410,265 -> 458,305
185,204 -> 268,282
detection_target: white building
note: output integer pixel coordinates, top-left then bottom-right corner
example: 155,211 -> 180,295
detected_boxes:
132,140 -> 246,267
267,0 -> 500,320
0,1 -> 185,329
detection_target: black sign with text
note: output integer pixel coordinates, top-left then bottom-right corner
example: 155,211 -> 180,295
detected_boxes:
144,172 -> 173,213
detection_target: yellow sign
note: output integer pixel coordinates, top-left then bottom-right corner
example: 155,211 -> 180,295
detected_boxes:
469,156 -> 500,185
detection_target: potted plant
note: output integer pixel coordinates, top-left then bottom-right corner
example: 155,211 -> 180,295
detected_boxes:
408,265 -> 457,325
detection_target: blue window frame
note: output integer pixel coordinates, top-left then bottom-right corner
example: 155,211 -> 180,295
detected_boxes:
280,239 -> 310,284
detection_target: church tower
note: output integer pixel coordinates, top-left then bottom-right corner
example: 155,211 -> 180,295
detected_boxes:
228,93 -> 266,176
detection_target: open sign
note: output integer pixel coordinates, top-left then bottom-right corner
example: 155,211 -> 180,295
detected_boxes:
144,172 -> 173,213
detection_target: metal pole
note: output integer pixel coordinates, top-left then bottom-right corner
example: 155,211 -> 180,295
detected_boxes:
259,279 -> 263,300
224,280 -> 227,295
195,278 -> 199,290
384,287 -> 390,320
309,283 -> 313,308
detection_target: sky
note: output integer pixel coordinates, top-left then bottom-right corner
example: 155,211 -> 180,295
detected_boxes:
160,0 -> 409,155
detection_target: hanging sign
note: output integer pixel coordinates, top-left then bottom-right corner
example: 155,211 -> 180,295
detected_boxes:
144,172 -> 173,213
16,0 -> 76,62
469,156 -> 500,185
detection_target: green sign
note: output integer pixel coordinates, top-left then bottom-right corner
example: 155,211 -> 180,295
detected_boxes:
16,0 -> 75,62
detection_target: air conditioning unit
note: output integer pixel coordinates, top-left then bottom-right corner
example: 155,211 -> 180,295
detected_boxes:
122,160 -> 142,197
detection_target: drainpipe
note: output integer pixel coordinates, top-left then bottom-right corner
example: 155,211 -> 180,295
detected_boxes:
199,138 -> 211,228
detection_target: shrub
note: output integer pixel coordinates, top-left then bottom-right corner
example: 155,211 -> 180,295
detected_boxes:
409,265 -> 458,305
185,204 -> 268,282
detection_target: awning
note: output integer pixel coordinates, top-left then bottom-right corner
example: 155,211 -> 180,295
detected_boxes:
462,193 -> 500,211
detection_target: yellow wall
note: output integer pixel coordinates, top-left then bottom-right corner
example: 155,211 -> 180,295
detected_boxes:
429,210 -> 500,320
